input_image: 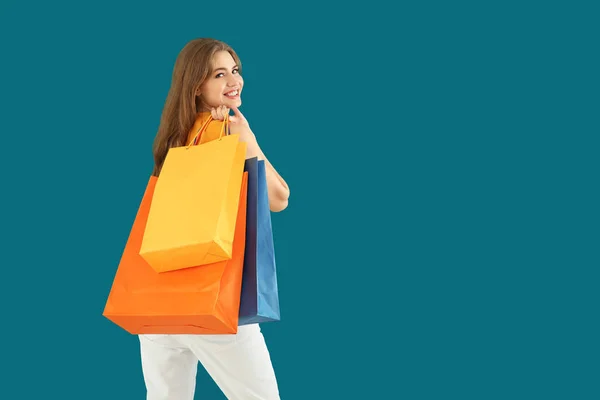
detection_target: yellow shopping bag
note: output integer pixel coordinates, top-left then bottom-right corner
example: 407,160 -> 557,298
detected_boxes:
140,114 -> 247,273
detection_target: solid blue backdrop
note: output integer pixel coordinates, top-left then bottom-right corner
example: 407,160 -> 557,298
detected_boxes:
0,1 -> 597,399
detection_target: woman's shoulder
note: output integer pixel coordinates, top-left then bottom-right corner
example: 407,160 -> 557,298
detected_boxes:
187,112 -> 225,145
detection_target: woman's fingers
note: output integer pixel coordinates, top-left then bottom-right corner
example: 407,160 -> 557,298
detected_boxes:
210,105 -> 230,121
220,105 -> 229,120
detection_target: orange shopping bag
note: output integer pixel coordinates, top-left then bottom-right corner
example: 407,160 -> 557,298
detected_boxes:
139,114 -> 247,273
103,171 -> 249,335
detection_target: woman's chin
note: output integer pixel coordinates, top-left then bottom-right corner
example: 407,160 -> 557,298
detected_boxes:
223,98 -> 242,108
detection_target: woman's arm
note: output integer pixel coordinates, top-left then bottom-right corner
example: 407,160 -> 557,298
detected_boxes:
212,105 -> 290,212
243,133 -> 290,212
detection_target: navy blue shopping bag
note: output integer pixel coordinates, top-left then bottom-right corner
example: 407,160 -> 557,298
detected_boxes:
238,157 -> 281,325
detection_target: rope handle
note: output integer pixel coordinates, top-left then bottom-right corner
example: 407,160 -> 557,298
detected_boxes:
186,113 -> 230,148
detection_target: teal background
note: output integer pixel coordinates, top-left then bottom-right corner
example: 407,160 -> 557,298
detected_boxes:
1,1 -> 597,399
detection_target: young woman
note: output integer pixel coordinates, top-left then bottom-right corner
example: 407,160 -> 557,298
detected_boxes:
139,38 -> 289,400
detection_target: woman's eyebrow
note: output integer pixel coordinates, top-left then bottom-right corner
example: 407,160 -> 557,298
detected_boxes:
212,65 -> 239,73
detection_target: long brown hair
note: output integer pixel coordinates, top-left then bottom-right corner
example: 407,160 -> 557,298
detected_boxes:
151,38 -> 242,176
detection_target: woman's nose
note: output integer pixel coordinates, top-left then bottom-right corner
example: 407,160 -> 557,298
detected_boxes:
227,76 -> 240,86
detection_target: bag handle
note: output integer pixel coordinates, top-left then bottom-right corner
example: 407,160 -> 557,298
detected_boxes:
186,113 -> 230,148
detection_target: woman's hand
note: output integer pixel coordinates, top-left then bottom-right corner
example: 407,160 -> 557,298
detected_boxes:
209,105 -> 229,121
210,105 -> 255,142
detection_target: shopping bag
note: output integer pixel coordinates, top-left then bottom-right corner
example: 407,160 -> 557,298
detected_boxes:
102,172 -> 249,335
139,114 -> 247,273
238,157 -> 281,325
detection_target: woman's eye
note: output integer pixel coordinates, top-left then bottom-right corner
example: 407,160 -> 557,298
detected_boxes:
215,69 -> 239,78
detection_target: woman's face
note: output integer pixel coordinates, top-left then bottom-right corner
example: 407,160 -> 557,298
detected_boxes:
197,50 -> 243,111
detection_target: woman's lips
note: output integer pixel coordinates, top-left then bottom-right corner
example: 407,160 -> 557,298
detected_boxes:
224,89 -> 239,99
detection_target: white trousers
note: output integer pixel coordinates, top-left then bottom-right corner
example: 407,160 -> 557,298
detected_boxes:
138,324 -> 280,400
